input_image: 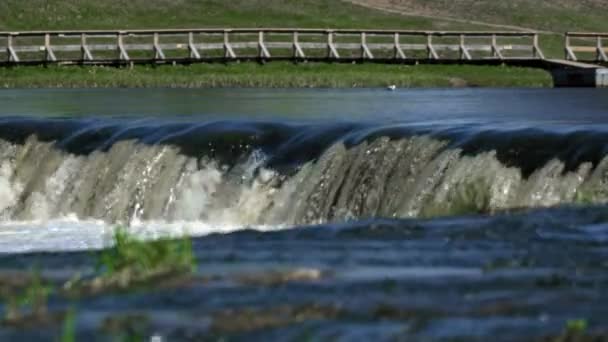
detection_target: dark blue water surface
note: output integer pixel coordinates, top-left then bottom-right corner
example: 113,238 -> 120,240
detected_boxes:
0,88 -> 606,341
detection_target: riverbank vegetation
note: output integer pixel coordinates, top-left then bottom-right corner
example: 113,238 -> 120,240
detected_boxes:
0,0 -> 592,88
0,63 -> 553,88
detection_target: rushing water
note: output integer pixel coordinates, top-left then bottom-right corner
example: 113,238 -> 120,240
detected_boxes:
1,88 -> 608,340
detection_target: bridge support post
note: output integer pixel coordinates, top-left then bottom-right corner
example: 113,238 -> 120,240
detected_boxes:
327,31 -> 339,60
393,33 -> 405,60
117,32 -> 130,62
7,34 -> 19,63
44,34 -> 56,62
80,33 -> 93,62
153,33 -> 166,61
459,34 -> 471,60
292,31 -> 305,60
258,31 -> 270,60
360,32 -> 373,60
532,34 -> 545,59
188,32 -> 201,60
597,36 -> 608,62
426,34 -> 438,59
223,30 -> 236,60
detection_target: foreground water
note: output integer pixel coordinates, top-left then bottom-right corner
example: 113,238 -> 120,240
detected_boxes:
0,88 -> 607,340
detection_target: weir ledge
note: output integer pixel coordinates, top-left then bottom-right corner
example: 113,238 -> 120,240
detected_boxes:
551,67 -> 608,88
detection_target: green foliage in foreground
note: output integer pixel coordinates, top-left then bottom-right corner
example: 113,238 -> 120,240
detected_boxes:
566,319 -> 588,334
98,227 -> 196,280
1,269 -> 53,322
0,63 -> 553,88
60,307 -> 77,342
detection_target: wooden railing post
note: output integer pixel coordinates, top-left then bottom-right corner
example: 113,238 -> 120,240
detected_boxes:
459,34 -> 471,60
117,31 -> 130,61
293,31 -> 305,59
188,32 -> 201,59
565,33 -> 576,61
327,31 -> 339,59
153,32 -> 165,60
426,33 -> 438,59
223,30 -> 236,59
44,33 -> 57,62
597,35 -> 608,62
532,33 -> 544,59
258,31 -> 270,59
393,32 -> 405,59
6,34 -> 19,62
491,34 -> 504,60
360,32 -> 373,59
81,33 -> 93,61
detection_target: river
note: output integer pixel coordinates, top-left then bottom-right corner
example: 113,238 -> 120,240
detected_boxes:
0,88 -> 607,340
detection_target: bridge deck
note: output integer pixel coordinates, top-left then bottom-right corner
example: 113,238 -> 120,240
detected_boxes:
545,59 -> 603,69
0,28 -> 546,66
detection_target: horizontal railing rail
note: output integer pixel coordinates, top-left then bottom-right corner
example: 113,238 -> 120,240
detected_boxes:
565,32 -> 608,62
0,28 -> 545,65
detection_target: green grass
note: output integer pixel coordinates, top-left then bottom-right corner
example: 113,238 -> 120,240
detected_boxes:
96,227 -> 196,282
0,0 -> 589,87
1,269 -> 53,322
0,63 -> 553,88
377,0 -> 608,33
0,0 -> 483,31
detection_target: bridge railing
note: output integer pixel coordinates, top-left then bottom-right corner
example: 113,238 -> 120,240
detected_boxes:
565,32 -> 608,62
0,29 -> 544,65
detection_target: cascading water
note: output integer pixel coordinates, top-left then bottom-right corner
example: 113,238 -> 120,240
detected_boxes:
0,121 -> 606,227
2,88 -> 608,341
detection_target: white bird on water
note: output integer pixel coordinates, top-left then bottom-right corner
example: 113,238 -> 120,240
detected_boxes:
387,85 -> 397,91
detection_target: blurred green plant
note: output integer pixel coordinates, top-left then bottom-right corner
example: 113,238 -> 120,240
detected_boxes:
60,306 -> 77,342
1,268 -> 53,322
566,319 -> 588,334
84,227 -> 196,291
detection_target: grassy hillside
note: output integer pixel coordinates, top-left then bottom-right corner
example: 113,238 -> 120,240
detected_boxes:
353,0 -> 608,33
0,0 -> 560,88
0,0 -> 484,31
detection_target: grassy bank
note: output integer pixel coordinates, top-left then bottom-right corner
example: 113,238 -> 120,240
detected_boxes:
0,0 -> 586,88
0,0 -> 482,31
0,63 -> 553,88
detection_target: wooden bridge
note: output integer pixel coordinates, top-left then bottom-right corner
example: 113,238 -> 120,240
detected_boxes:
0,28 -> 606,87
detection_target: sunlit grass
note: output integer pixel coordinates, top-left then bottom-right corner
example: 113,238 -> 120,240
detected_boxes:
0,63 -> 553,88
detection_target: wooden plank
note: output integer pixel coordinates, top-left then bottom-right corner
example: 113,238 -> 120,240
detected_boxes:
0,29 -> 542,36
568,32 -> 608,38
546,59 -> 601,69
571,46 -> 598,52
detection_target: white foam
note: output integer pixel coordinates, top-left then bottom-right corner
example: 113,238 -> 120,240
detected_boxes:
0,216 -> 289,254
